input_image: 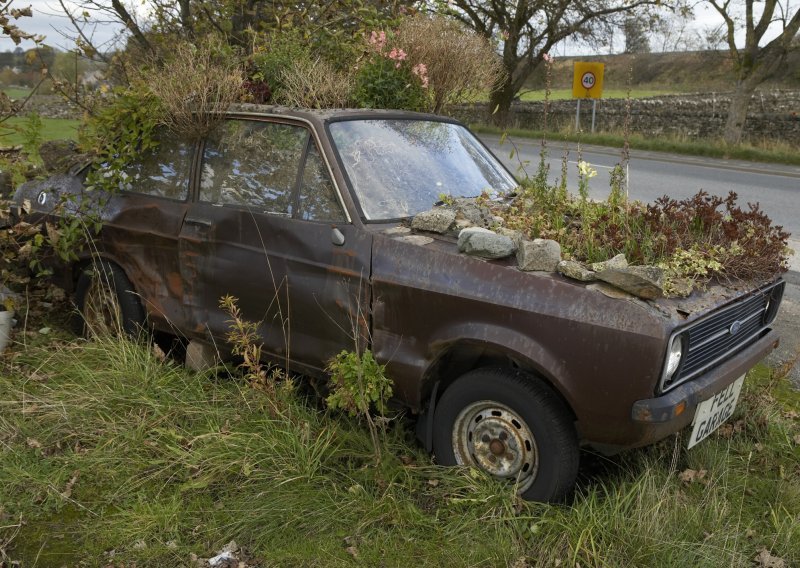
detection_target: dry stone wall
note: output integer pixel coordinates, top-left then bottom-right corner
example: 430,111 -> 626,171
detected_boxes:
448,90 -> 800,146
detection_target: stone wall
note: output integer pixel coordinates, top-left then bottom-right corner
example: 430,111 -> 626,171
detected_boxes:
18,95 -> 82,120
447,90 -> 800,146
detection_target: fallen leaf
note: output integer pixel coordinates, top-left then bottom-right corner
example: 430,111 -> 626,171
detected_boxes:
782,410 -> 798,420
427,479 -> 440,487
22,198 -> 30,214
793,434 -> 800,446
61,471 -> 79,498
678,468 -> 708,484
754,548 -> 786,568
38,327 -> 51,335
399,455 -> 415,465
345,546 -> 358,559
26,437 -> 41,449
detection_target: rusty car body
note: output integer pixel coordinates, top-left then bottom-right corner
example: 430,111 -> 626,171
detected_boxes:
15,105 -> 785,501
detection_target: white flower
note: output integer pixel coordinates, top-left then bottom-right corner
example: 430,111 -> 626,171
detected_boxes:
577,160 -> 598,179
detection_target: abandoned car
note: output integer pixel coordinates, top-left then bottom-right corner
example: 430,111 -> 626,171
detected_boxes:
15,106 -> 785,502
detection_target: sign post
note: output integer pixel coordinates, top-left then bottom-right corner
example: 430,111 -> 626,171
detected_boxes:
572,62 -> 604,132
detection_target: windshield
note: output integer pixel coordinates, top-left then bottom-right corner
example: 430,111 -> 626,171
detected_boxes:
329,119 -> 517,221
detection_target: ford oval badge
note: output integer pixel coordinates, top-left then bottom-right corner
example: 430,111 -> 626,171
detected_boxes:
729,320 -> 743,335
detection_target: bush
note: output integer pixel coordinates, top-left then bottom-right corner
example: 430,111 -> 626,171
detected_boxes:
139,37 -> 244,140
353,53 -> 428,111
278,57 -> 354,109
394,15 -> 505,113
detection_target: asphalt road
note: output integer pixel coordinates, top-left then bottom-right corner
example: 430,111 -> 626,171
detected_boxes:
479,134 -> 800,388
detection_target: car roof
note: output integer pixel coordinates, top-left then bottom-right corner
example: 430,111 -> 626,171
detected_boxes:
225,104 -> 460,128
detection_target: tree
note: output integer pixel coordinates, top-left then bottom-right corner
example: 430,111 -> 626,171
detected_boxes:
705,0 -> 800,144
624,15 -> 651,53
441,0 -> 662,123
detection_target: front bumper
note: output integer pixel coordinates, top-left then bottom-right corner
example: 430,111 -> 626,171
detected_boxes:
594,329 -> 779,454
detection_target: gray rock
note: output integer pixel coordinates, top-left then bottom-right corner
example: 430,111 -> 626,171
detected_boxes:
587,282 -> 635,299
411,208 -> 457,234
557,260 -> 597,282
591,253 -> 628,273
453,198 -> 492,226
597,266 -> 665,300
517,238 -> 561,272
496,227 -> 524,243
457,227 -> 516,259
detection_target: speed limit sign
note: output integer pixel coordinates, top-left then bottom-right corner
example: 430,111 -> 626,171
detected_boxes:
572,62 -> 604,99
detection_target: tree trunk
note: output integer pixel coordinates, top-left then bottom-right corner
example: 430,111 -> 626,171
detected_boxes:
488,77 -> 517,126
723,82 -> 756,145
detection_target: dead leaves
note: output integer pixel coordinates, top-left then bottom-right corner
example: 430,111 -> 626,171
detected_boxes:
678,468 -> 708,485
754,548 -> 786,568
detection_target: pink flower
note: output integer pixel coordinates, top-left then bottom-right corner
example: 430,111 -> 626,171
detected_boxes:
369,30 -> 386,51
388,48 -> 407,61
412,63 -> 429,89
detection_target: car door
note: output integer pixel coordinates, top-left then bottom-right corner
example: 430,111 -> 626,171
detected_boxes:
100,132 -> 196,332
178,117 -> 371,374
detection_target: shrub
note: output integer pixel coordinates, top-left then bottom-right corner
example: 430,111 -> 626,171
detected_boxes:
278,57 -> 354,109
353,53 -> 428,111
139,37 -> 244,140
394,14 -> 505,113
249,30 -> 312,103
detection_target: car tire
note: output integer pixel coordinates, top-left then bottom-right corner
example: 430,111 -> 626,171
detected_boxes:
74,260 -> 146,338
432,367 -> 579,503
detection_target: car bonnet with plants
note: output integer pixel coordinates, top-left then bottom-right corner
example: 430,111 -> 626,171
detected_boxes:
14,105 -> 786,502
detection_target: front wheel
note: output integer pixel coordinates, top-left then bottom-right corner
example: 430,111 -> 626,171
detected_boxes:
74,260 -> 145,338
432,367 -> 579,502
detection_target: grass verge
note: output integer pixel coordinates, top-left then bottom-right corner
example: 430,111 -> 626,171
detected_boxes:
1,332 -> 798,566
471,124 -> 800,167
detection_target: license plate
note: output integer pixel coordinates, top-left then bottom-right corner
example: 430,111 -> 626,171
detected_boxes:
687,375 -> 745,449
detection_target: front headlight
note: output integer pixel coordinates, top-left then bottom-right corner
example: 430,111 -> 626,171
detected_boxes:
665,335 -> 684,381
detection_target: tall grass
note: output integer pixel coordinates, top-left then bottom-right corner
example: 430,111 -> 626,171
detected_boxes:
1,333 -> 798,566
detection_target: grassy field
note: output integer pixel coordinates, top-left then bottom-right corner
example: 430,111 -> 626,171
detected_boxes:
1,87 -> 34,100
516,88 -> 681,101
0,117 -> 80,147
0,324 -> 798,566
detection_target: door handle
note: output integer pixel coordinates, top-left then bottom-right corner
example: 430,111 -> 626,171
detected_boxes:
331,227 -> 345,246
185,217 -> 213,228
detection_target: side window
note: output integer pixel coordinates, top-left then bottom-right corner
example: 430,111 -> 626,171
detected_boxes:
124,135 -> 192,200
200,120 -> 308,215
297,143 -> 345,222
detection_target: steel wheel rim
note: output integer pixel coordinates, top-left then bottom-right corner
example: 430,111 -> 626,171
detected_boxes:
83,273 -> 121,336
452,400 -> 539,491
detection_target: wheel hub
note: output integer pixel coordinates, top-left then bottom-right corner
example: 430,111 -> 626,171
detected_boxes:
452,401 -> 539,490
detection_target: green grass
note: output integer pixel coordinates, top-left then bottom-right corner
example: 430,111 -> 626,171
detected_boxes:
1,328 -> 798,566
0,116 -> 80,147
472,124 -> 800,166
1,87 -> 34,100
516,88 -> 681,102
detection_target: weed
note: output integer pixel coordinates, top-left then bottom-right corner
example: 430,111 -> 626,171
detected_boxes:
326,349 -> 393,464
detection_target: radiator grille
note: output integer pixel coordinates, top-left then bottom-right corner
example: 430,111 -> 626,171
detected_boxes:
660,280 -> 784,393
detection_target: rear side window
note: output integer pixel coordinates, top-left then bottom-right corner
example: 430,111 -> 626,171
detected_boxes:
124,136 -> 192,200
200,120 -> 308,215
